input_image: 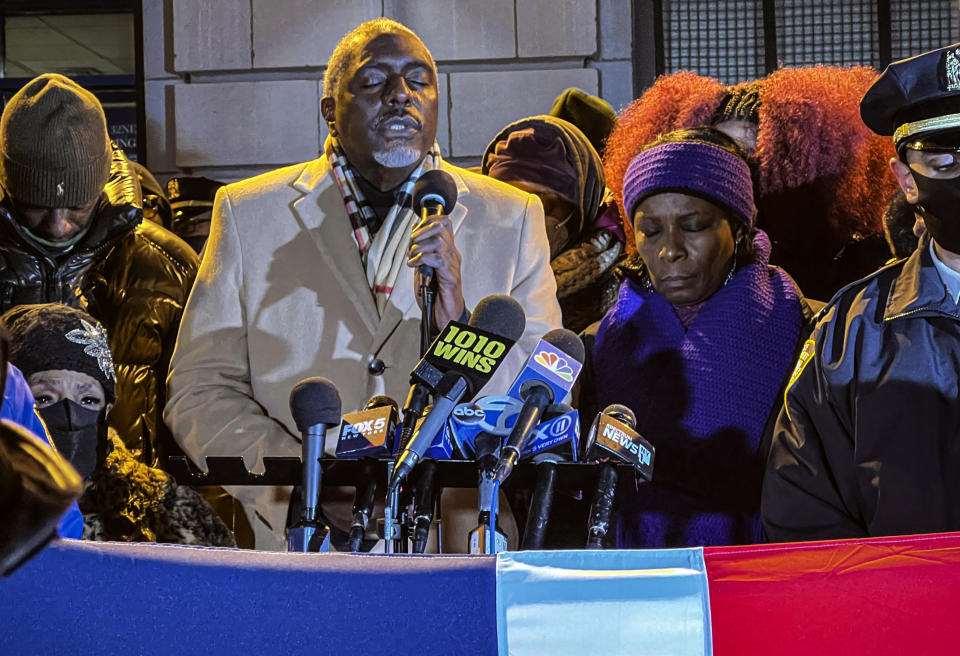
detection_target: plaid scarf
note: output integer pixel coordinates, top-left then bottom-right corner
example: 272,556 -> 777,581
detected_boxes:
325,135 -> 442,315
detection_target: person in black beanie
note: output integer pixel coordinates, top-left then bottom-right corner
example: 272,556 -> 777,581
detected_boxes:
0,73 -> 198,469
3,303 -> 235,547
549,87 -> 618,157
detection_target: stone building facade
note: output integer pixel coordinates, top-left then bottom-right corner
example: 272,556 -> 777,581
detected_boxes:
143,0 -> 635,182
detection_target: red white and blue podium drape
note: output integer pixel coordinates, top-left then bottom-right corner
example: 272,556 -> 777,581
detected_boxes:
4,533 -> 960,655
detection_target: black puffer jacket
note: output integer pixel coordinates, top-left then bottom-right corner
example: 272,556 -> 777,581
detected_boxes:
0,145 -> 198,465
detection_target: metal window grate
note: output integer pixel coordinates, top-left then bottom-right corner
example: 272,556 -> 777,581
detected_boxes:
889,0 -> 959,62
653,0 -> 960,88
663,0 -> 765,84
774,0 -> 879,68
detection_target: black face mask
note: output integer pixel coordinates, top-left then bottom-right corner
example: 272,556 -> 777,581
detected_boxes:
37,400 -> 105,480
914,173 -> 960,252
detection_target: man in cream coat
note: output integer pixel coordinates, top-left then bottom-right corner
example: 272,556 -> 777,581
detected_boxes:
165,19 -> 562,549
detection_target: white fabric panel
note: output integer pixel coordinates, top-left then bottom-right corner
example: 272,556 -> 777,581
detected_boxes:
497,549 -> 712,656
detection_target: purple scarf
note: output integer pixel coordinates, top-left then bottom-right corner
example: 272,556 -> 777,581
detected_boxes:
592,231 -> 804,548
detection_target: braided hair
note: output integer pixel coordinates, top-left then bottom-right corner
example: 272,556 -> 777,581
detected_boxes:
712,81 -> 763,125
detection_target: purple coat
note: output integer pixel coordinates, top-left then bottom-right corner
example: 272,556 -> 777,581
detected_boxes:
585,232 -> 809,548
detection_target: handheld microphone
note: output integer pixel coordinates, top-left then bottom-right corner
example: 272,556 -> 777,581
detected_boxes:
395,371 -> 468,488
493,329 -> 585,484
395,286 -> 521,459
522,404 -> 579,550
389,295 -> 526,493
412,169 -> 459,282
583,404 -> 655,549
448,395 -> 579,460
413,170 -> 459,354
337,395 -> 398,552
288,377 -> 342,552
397,378 -> 435,461
582,404 -> 655,478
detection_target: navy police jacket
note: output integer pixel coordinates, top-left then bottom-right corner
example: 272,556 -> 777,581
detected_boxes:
763,236 -> 960,541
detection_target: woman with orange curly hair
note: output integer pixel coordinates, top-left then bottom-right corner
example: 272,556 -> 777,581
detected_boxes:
578,127 -> 820,548
606,67 -> 899,300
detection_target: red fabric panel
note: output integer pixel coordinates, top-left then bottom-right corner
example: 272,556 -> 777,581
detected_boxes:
704,533 -> 960,656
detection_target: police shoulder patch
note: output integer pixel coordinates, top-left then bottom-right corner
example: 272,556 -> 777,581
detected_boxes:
783,338 -> 816,423
788,339 -> 816,391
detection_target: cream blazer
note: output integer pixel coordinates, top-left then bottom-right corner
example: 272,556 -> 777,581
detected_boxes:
165,156 -> 562,549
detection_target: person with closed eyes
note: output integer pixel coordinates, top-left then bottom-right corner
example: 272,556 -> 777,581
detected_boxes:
577,126 -> 820,549
165,18 -> 560,550
0,74 -> 199,471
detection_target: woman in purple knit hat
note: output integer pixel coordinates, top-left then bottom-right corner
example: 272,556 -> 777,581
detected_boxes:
578,126 -> 821,548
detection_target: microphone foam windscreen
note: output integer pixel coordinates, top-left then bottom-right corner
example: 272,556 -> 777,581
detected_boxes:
542,328 -> 586,364
602,403 -> 637,429
289,377 -> 342,431
365,395 -> 399,412
469,294 -> 526,342
413,170 -> 458,214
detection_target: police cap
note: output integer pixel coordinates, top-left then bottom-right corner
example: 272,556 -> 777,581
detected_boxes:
861,42 -> 960,145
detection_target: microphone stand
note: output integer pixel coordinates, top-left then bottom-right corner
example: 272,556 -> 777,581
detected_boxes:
522,459 -> 559,550
384,264 -> 435,554
288,429 -> 331,553
411,459 -> 438,553
383,468 -> 401,554
474,471 -> 500,554
472,436 -> 507,554
419,268 -> 437,357
586,462 -> 619,549
404,268 -> 436,552
488,478 -> 501,554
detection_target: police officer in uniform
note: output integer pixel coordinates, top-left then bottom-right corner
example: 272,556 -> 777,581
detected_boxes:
763,43 -> 960,541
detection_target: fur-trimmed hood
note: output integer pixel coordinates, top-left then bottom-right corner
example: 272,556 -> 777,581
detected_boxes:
79,429 -> 236,547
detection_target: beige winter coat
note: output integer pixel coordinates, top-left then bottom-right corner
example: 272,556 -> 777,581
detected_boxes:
165,156 -> 561,549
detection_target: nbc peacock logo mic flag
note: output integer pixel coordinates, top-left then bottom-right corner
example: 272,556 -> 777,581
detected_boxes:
533,350 -> 575,382
508,338 -> 583,403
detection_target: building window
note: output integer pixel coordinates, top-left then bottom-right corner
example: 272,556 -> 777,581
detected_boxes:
1,4 -> 139,161
653,0 -> 959,85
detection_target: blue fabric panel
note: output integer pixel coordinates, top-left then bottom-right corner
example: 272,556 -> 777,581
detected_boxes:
496,549 -> 712,656
1,540 -> 499,655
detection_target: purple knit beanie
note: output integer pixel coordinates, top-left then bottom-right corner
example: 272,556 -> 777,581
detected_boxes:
622,141 -> 755,228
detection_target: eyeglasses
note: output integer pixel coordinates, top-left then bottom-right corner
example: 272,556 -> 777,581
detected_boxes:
903,142 -> 960,180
